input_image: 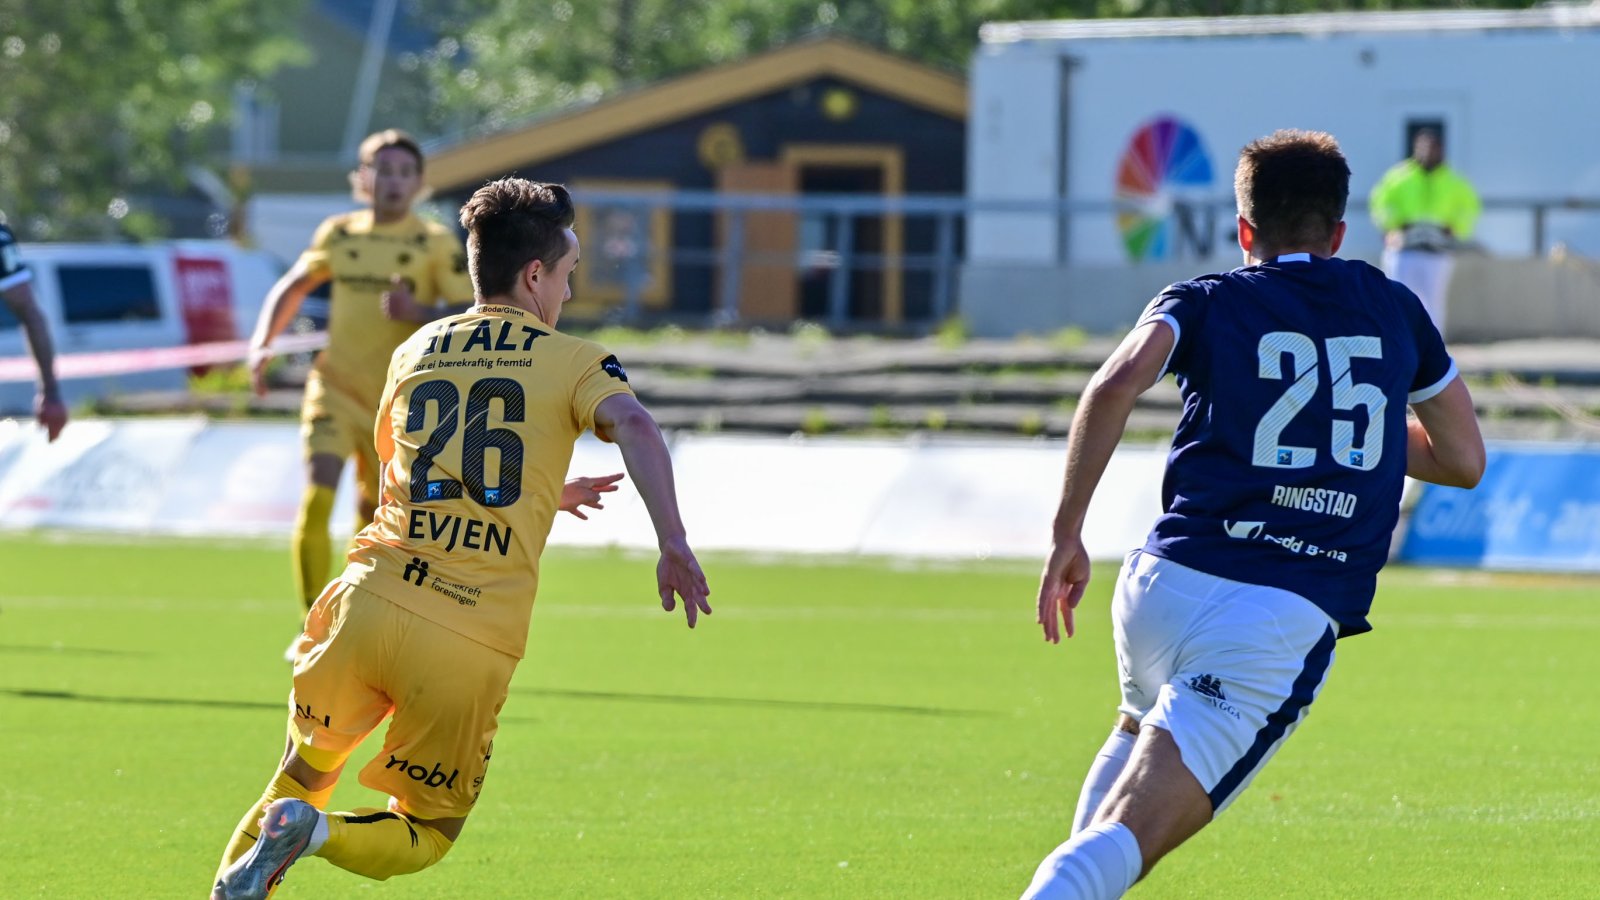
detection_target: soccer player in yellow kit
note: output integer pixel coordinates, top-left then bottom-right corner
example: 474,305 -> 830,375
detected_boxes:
211,178 -> 711,900
247,129 -> 475,617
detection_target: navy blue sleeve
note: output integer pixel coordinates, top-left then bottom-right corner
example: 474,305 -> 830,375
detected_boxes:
1395,281 -> 1456,402
1135,280 -> 1210,379
0,224 -> 30,290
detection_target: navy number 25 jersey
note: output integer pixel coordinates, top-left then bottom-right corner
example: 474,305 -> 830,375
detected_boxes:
0,223 -> 32,291
1138,253 -> 1455,637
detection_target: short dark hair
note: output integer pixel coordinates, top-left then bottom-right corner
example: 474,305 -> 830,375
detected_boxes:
358,129 -> 425,170
458,178 -> 575,299
1234,130 -> 1350,249
350,129 -> 428,204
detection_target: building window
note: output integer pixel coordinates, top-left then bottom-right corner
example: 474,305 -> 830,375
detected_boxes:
571,180 -> 673,311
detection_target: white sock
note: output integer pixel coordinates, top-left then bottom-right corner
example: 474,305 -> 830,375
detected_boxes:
1072,729 -> 1136,833
305,810 -> 330,856
1020,821 -> 1143,900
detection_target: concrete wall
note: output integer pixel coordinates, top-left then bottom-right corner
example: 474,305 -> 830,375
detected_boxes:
1445,255 -> 1600,342
959,260 -> 1196,338
960,255 -> 1600,342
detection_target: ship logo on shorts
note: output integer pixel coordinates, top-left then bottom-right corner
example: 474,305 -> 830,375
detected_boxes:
1188,674 -> 1226,701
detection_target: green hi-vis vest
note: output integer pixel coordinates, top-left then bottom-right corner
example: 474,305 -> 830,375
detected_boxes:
1368,160 -> 1482,239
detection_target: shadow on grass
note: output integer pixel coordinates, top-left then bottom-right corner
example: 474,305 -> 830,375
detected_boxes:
514,686 -> 998,718
0,686 -> 998,721
0,687 -> 558,727
0,643 -> 153,657
0,687 -> 282,711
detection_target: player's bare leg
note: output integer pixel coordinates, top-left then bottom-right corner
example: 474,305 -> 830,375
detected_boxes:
1023,717 -> 1211,899
1071,716 -> 1140,833
1093,719 -> 1212,877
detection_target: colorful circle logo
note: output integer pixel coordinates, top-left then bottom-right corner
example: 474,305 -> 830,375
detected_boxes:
1115,116 -> 1214,261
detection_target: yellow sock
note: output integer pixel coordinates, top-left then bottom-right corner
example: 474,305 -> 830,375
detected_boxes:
316,808 -> 454,881
215,771 -> 335,882
291,485 -> 336,610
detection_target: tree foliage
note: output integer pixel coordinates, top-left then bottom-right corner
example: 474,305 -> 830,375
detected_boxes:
403,1 -> 1094,137
403,0 -> 1539,139
0,0 -> 307,239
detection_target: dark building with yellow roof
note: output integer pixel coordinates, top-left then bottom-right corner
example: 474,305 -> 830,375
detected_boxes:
425,37 -> 968,328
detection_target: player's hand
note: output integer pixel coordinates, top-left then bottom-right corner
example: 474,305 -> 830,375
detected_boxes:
34,392 -> 67,442
247,347 -> 273,398
1036,535 -> 1091,644
381,275 -> 425,323
657,536 -> 711,629
560,472 -> 624,519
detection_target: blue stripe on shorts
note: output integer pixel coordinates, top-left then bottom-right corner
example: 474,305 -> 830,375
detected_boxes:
1207,625 -> 1337,810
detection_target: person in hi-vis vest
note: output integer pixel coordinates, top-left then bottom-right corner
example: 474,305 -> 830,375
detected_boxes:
1369,128 -> 1481,336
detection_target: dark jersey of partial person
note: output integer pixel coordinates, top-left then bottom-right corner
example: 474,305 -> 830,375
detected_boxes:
1137,253 -> 1456,638
0,223 -> 30,291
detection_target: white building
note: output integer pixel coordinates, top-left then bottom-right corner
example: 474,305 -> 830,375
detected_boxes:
968,5 -> 1600,268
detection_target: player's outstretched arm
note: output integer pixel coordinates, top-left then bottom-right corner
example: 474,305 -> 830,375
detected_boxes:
560,472 -> 624,520
247,260 -> 326,396
379,274 -> 474,324
1,281 -> 66,441
1407,377 -> 1485,488
1038,319 -> 1173,644
593,394 -> 711,628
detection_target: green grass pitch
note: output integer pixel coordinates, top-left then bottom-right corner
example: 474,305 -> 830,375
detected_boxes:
1,534 -> 1596,898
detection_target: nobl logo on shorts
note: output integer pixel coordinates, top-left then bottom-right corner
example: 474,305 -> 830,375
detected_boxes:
385,754 -> 461,790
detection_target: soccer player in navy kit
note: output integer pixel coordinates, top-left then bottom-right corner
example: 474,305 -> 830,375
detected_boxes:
1021,131 -> 1485,899
0,222 -> 67,441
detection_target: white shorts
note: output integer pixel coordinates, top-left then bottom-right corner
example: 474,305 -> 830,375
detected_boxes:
1381,246 -> 1455,334
1113,550 -> 1338,814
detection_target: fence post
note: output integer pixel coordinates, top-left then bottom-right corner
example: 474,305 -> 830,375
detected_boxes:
1532,204 -> 1547,257
717,209 -> 745,326
829,211 -> 854,328
932,211 -> 956,321
622,202 -> 647,322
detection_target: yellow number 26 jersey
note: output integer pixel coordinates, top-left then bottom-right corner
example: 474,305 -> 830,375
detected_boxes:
340,303 -> 634,658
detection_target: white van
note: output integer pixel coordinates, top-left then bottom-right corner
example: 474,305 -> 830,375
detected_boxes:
0,241 -> 282,413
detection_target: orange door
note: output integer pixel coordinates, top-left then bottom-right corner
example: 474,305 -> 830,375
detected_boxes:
717,162 -> 798,322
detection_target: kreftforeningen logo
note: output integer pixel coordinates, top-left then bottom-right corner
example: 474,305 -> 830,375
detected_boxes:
403,557 -> 430,586
1115,115 -> 1216,261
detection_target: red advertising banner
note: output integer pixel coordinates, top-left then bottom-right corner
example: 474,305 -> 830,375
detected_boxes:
174,255 -> 237,374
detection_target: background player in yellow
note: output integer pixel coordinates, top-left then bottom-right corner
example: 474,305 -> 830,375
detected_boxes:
246,128 -> 475,623
211,177 -> 712,900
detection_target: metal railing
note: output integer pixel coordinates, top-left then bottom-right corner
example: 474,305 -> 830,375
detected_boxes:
570,188 -> 1600,328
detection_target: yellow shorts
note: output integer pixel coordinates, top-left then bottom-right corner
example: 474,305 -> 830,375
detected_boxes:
300,369 -> 381,507
287,580 -> 518,820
